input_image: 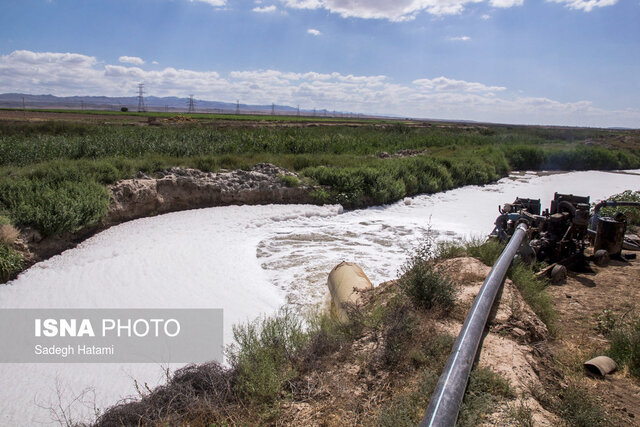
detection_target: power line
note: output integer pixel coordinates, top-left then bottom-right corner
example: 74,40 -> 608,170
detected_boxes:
137,83 -> 146,112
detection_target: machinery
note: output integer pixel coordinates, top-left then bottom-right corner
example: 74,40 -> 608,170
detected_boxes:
489,193 -> 640,282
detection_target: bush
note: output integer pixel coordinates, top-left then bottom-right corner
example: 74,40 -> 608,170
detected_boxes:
398,245 -> 457,311
120,107 -> 128,112
0,178 -> 110,236
229,308 -> 308,403
0,244 -> 23,282
278,174 -> 300,187
599,190 -> 640,226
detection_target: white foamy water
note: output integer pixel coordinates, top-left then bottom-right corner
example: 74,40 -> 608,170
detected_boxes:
1,170 -> 639,425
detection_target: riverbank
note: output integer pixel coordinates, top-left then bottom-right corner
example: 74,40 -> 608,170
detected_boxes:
95,243 -> 640,426
2,115 -> 640,282
8,163 -> 315,276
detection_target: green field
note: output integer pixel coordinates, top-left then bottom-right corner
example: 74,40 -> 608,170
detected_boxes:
1,116 -> 639,242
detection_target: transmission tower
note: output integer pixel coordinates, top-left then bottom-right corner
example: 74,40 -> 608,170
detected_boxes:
137,83 -> 146,112
236,100 -> 240,115
271,103 -> 275,115
297,105 -> 300,116
188,95 -> 195,113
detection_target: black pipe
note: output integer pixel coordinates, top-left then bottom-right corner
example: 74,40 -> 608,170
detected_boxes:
420,223 -> 528,427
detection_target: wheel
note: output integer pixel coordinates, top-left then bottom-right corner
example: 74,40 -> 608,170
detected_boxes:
593,249 -> 610,267
551,264 -> 568,285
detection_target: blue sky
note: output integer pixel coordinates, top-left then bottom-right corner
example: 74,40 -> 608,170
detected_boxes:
0,0 -> 639,127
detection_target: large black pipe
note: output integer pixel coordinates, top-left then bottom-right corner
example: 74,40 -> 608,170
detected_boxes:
420,223 -> 528,427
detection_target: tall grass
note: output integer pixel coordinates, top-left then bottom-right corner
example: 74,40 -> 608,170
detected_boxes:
1,121 -> 638,238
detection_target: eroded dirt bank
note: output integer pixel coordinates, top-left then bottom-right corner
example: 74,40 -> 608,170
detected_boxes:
14,163 -> 315,276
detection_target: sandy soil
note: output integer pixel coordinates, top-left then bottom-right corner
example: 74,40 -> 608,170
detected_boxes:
548,252 -> 640,425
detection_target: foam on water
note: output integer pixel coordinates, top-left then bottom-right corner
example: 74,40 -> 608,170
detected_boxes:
1,170 -> 639,425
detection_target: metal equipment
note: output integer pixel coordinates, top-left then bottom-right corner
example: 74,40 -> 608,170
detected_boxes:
490,193 -> 640,269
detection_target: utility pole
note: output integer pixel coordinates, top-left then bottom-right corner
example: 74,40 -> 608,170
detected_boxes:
188,95 -> 195,113
236,100 -> 240,115
137,83 -> 146,112
297,105 -> 300,116
271,103 -> 275,115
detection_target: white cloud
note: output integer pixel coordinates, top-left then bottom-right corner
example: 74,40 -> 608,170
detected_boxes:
253,5 -> 277,12
447,35 -> 471,41
547,0 -> 617,11
490,0 -> 523,7
118,56 -> 145,66
413,76 -> 505,92
1,49 -> 637,128
189,0 -> 227,7
307,28 -> 322,36
279,0 -> 527,21
152,61 -> 159,65
481,13 -> 491,18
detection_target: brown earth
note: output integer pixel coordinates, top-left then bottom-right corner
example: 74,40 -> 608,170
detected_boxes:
547,253 -> 640,425
277,257 -> 561,426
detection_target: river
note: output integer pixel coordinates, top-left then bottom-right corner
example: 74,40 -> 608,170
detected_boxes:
1,169 -> 639,425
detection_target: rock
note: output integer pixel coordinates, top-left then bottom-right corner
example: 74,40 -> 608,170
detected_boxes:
107,164 -> 315,223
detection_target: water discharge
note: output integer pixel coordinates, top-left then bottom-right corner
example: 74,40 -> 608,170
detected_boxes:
1,170 -> 638,425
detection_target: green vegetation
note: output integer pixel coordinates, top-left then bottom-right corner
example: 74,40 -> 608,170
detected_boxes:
556,384 -> 611,427
398,243 -> 458,311
0,244 -> 22,282
377,366 -> 515,427
0,215 -> 23,281
599,190 -> 640,226
508,263 -> 557,332
595,309 -> 640,378
435,239 -> 557,331
1,118 -> 639,241
229,308 -> 307,403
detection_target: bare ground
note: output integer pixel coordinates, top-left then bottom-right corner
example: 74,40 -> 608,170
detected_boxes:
547,254 -> 640,425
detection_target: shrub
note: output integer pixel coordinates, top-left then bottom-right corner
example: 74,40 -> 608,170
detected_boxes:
398,246 -> 457,311
228,308 -> 308,403
120,107 -> 128,112
0,178 -> 110,236
599,190 -> 640,226
278,174 -> 300,188
0,244 -> 23,282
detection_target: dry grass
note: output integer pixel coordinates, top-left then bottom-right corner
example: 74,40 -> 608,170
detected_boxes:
0,224 -> 19,246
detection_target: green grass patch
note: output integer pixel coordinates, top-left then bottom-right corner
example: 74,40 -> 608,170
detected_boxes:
0,243 -> 23,282
596,310 -> 640,378
508,263 -> 556,332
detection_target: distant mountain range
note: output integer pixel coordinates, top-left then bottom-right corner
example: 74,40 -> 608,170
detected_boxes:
0,93 -> 366,118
